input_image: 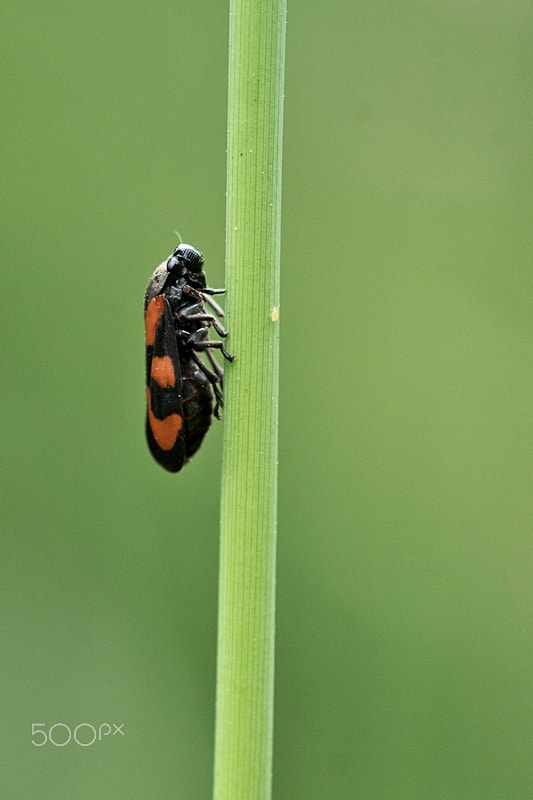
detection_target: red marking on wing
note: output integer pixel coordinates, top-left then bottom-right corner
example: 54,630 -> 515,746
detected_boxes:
145,296 -> 165,346
151,355 -> 176,388
146,388 -> 183,451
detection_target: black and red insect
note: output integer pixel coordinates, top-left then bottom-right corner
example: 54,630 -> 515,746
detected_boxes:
144,244 -> 234,472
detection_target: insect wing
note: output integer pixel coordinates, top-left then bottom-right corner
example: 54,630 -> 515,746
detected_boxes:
144,261 -> 169,312
145,295 -> 186,472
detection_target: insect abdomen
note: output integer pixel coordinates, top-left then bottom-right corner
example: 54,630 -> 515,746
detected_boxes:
181,359 -> 213,459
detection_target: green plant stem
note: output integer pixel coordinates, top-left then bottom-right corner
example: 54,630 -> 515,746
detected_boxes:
213,1 -> 286,798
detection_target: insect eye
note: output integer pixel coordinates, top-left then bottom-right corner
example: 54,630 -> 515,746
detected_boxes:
166,255 -> 180,273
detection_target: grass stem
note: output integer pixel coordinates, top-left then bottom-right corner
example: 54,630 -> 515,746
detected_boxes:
213,1 -> 286,797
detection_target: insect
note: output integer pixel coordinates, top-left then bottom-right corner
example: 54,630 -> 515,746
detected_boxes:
144,243 -> 234,472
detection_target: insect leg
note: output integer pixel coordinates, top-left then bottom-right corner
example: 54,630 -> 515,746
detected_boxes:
202,293 -> 225,318
206,348 -> 224,380
179,302 -> 229,338
178,327 -> 235,362
188,350 -> 224,419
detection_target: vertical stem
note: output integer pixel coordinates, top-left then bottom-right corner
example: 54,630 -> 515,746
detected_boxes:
213,1 -> 286,798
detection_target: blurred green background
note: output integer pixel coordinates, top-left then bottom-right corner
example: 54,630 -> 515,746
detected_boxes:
2,1 -> 532,797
